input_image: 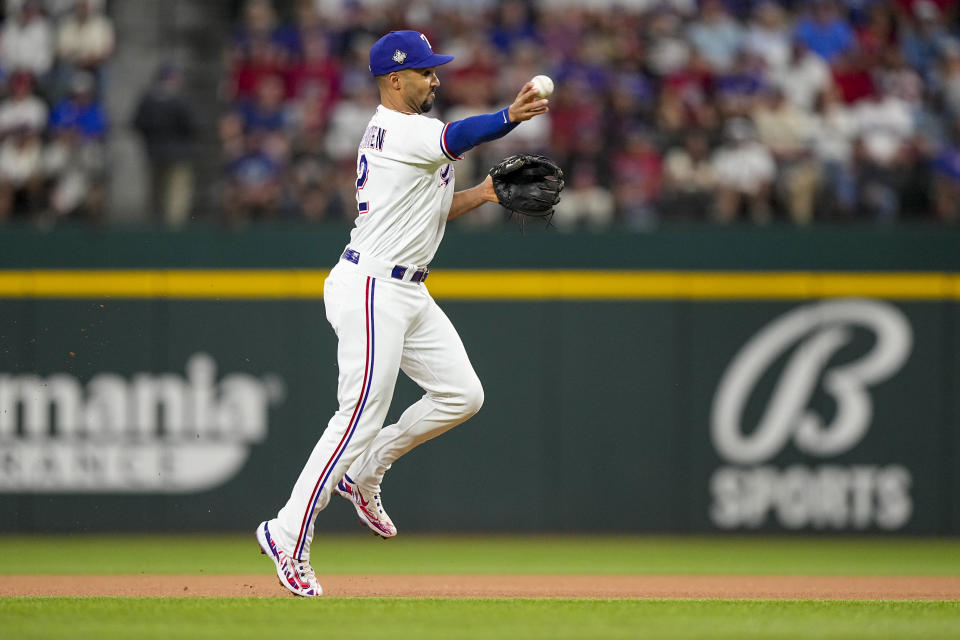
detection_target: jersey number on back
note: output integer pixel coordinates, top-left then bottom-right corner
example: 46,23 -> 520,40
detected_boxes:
356,154 -> 369,215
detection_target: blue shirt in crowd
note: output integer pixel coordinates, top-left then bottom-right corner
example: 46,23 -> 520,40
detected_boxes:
50,99 -> 108,138
793,16 -> 855,62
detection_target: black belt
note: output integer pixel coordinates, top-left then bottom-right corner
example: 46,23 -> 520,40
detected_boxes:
342,248 -> 429,283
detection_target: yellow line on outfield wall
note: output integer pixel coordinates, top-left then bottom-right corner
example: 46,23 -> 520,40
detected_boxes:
0,270 -> 957,300
430,270 -> 960,300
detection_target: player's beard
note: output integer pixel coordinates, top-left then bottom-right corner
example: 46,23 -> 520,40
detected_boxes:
420,91 -> 435,113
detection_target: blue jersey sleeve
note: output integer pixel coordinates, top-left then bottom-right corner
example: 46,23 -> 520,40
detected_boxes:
440,108 -> 519,160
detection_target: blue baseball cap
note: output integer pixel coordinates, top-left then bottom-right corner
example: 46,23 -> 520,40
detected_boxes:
369,30 -> 454,76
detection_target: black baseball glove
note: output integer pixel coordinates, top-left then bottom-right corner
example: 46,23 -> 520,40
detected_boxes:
489,154 -> 564,219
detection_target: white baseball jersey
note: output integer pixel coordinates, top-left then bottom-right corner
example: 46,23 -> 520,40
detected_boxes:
349,105 -> 456,267
270,102 -> 484,563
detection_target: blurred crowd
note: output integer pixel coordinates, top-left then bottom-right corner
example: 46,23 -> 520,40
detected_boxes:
219,0 -> 960,228
0,0 -> 113,224
4,0 -> 960,228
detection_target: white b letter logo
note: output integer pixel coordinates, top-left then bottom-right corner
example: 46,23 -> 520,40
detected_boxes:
711,299 -> 912,464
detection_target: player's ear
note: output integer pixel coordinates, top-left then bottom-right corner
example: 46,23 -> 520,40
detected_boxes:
388,71 -> 402,90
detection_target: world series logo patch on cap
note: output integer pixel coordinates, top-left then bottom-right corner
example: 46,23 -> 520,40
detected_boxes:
393,49 -> 407,64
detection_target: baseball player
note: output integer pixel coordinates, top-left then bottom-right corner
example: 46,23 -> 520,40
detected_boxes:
256,30 -> 550,597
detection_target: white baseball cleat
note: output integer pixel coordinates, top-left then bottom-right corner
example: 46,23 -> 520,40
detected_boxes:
256,520 -> 323,597
334,474 -> 397,539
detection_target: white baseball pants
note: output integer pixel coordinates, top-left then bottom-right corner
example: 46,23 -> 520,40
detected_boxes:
272,259 -> 484,561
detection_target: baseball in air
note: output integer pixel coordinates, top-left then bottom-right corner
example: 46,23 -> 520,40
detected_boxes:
531,75 -> 554,98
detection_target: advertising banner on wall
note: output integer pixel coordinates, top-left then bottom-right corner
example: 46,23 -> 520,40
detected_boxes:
0,299 -> 340,532
0,267 -> 956,534
687,299 -> 948,533
0,352 -> 285,493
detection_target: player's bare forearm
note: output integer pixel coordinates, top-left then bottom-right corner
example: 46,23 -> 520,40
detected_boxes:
507,83 -> 549,123
448,175 -> 498,220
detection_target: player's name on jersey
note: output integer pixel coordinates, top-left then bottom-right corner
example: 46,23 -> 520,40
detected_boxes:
360,125 -> 386,152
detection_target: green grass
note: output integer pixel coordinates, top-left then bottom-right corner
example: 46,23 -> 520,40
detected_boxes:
0,534 -> 959,576
3,535 -> 958,639
1,598 -> 958,640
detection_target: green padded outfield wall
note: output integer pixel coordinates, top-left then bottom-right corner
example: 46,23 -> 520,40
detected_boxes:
0,226 -> 958,534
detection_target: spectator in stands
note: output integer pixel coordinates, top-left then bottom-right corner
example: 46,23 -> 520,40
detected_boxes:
686,0 -> 743,73
714,49 -> 768,118
913,83 -> 950,177
234,73 -> 290,135
229,36 -> 287,102
552,162 -> 615,230
230,0 -> 296,65
286,30 -> 342,132
930,118 -> 960,221
644,6 -> 691,78
0,126 -> 44,221
653,82 -> 689,150
0,73 -> 48,137
937,39 -> 960,117
44,0 -> 78,21
793,0 -> 857,64
832,48 -> 877,104
281,134 -> 344,222
537,6 -> 587,65
611,126 -> 663,228
894,0 -> 959,19
450,35 -> 501,106
660,129 -> 717,222
808,86 -> 859,219
287,79 -> 333,147
607,73 -> 655,144
56,0 -> 115,96
46,69 -> 107,222
742,1 -> 792,72
289,17 -> 340,88
855,1 -> 898,70
852,81 -> 916,221
218,110 -> 246,164
285,0 -> 321,60
562,31 -> 614,93
133,63 -> 197,227
0,0 -> 54,83
224,131 -> 284,224
488,0 -> 539,55
711,117 -> 776,223
295,181 -> 341,222
49,71 -> 107,140
43,122 -> 105,220
660,47 -> 715,139
878,47 -> 925,111
547,72 -> 604,160
323,75 -> 378,161
770,40 -> 832,111
753,87 -> 819,224
901,0 -> 955,84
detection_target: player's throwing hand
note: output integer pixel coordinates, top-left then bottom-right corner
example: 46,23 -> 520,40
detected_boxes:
508,83 -> 550,123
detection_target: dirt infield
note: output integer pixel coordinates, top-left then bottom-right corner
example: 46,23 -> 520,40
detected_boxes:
2,575 -> 959,599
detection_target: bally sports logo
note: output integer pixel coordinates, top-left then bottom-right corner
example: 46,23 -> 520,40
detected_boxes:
709,299 -> 913,530
0,353 -> 284,493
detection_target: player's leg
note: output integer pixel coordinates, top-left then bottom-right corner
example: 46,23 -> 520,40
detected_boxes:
345,292 -> 483,497
268,271 -> 408,563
